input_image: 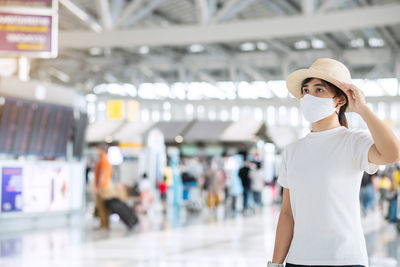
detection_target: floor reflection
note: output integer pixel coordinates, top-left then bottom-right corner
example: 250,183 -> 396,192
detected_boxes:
0,203 -> 398,267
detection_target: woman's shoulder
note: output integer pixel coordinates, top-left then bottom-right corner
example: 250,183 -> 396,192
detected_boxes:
343,127 -> 372,140
282,137 -> 307,155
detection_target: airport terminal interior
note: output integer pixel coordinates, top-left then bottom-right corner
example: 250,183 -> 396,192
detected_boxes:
0,0 -> 400,266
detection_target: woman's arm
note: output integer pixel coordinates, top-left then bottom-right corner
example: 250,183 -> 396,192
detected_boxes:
358,106 -> 400,164
272,188 -> 294,263
340,82 -> 400,165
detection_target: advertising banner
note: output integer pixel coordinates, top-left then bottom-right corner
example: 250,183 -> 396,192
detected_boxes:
0,161 -> 85,216
1,167 -> 23,212
107,100 -> 124,120
0,11 -> 57,57
127,100 -> 140,121
23,163 -> 70,212
0,0 -> 53,8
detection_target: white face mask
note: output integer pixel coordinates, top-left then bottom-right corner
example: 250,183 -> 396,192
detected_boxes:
300,94 -> 337,123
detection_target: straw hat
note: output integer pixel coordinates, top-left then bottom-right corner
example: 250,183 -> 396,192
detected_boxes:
286,58 -> 352,99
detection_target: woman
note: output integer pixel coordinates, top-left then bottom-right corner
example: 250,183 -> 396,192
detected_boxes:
268,58 -> 400,267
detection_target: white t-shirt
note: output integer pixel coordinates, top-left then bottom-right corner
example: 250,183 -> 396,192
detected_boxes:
251,169 -> 265,192
277,126 -> 378,267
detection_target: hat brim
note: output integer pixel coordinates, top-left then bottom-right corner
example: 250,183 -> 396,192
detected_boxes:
286,68 -> 348,99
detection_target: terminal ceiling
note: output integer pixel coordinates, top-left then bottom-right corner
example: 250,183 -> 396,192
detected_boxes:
28,0 -> 400,98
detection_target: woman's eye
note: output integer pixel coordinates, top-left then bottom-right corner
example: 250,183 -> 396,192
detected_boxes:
303,89 -> 308,93
317,88 -> 324,92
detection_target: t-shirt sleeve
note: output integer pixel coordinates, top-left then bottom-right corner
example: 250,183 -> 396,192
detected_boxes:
351,129 -> 379,174
277,149 -> 289,188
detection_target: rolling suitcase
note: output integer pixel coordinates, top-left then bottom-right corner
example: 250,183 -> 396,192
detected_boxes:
105,198 -> 138,229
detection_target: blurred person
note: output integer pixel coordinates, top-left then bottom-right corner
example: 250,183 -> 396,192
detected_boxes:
224,155 -> 244,212
158,175 -> 168,213
85,158 -> 95,185
238,160 -> 252,212
385,167 -> 400,222
359,172 -> 376,216
205,160 -> 222,211
94,145 -> 113,230
377,173 -> 392,212
181,169 -> 197,201
269,58 -> 400,267
251,161 -> 265,209
392,165 -> 400,191
186,157 -> 203,181
136,173 -> 154,214
230,173 -> 243,212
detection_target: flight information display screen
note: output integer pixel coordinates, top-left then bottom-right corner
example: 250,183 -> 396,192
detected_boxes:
13,102 -> 36,155
0,98 -> 75,158
0,99 -> 22,153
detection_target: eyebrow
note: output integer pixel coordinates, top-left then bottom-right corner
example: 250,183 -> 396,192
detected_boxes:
302,83 -> 326,88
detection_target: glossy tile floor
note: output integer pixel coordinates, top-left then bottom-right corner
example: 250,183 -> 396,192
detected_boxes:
0,203 -> 399,267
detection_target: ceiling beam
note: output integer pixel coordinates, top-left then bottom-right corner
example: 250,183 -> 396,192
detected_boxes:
316,0 -> 337,14
196,0 -> 210,24
139,64 -> 167,83
212,0 -> 256,23
98,0 -> 113,30
195,69 -> 217,84
301,0 -> 315,15
273,0 -> 299,14
378,27 -> 400,52
59,0 -> 103,32
123,0 -> 166,28
211,0 -> 241,23
110,0 -> 125,26
60,3 -> 400,48
115,0 -> 145,27
42,48 -> 393,74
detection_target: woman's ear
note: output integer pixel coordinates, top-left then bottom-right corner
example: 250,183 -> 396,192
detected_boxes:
334,94 -> 347,108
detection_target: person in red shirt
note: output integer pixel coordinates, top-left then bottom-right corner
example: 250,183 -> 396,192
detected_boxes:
158,175 -> 168,213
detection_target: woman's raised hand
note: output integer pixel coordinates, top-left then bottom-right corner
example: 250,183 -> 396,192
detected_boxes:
339,82 -> 368,114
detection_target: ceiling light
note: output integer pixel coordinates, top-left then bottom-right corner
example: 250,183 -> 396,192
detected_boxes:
294,40 -> 310,50
163,102 -> 171,110
138,46 -> 150,55
89,47 -> 102,56
368,38 -> 385,47
93,84 -> 107,94
256,42 -> 268,51
189,44 -> 205,53
349,38 -> 364,48
85,94 -> 97,102
240,42 -> 256,52
105,136 -> 113,143
311,39 -> 325,49
175,135 -> 184,143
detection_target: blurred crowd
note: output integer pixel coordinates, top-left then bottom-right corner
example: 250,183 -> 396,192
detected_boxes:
87,146 -> 400,231
360,165 -> 400,225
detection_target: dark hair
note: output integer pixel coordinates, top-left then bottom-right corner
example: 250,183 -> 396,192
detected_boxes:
255,161 -> 262,170
301,78 -> 349,128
